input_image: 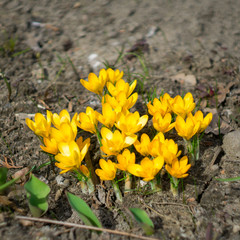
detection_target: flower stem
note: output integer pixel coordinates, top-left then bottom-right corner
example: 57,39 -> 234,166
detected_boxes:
150,178 -> 162,193
95,125 -> 102,146
112,180 -> 123,203
124,172 -> 131,194
49,154 -> 56,173
184,137 -> 200,166
170,176 -> 179,197
86,177 -> 95,194
80,180 -> 88,194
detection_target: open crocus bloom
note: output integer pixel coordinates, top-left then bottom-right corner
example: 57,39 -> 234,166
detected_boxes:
165,156 -> 191,178
103,91 -> 138,113
107,79 -> 137,98
147,93 -> 173,117
116,149 -> 136,171
100,127 -> 137,156
50,122 -> 77,143
115,111 -> 148,135
128,156 -> 164,182
171,92 -> 196,119
55,139 -> 90,174
95,159 -> 117,180
106,68 -> 124,84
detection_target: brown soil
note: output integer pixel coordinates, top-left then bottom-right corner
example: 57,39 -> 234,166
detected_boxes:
0,0 -> 240,239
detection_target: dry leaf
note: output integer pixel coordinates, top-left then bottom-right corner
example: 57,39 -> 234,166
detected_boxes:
204,109 -> 233,135
12,167 -> 30,184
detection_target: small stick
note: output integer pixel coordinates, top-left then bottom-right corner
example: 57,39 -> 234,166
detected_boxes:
15,216 -> 159,240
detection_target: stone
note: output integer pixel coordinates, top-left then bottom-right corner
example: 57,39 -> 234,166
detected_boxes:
222,130 -> 240,158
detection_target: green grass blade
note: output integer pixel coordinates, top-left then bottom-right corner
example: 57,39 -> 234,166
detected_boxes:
0,167 -> 8,186
67,192 -> 102,228
0,177 -> 21,192
215,176 -> 240,182
129,208 -> 154,235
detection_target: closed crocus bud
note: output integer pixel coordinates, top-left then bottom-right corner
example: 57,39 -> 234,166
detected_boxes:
80,69 -> 107,96
134,133 -> 151,156
76,107 -> 98,134
96,103 -> 116,129
152,112 -> 175,133
188,111 -> 213,133
26,110 -> 52,138
175,115 -> 201,140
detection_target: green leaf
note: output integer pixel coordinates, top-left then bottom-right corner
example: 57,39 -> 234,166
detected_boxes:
129,208 -> 154,236
0,167 -> 8,186
67,192 -> 102,228
0,167 -> 9,194
215,176 -> 240,182
24,175 -> 50,217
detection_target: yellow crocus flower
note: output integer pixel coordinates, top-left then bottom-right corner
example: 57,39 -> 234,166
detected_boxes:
107,79 -> 137,98
134,133 -> 151,156
80,69 -> 107,96
40,137 -> 58,155
103,92 -> 138,113
148,132 -> 165,157
50,122 -> 77,143
76,107 -> 98,134
171,92 -> 196,119
95,159 -> 117,180
165,156 -> 191,178
51,109 -> 75,129
79,165 -> 90,177
188,111 -> 213,133
26,110 -> 52,138
161,139 -> 182,165
116,149 -> 136,171
55,139 -> 90,174
100,127 -> 137,156
115,111 -> 148,135
106,68 -> 124,84
96,103 -> 116,129
175,115 -> 201,140
147,93 -> 173,116
152,112 -> 175,133
127,156 -> 164,182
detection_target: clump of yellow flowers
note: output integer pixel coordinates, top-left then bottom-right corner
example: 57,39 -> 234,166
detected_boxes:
26,68 -> 212,200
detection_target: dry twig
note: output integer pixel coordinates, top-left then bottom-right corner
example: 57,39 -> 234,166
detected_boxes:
15,216 -> 160,240
0,156 -> 23,169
